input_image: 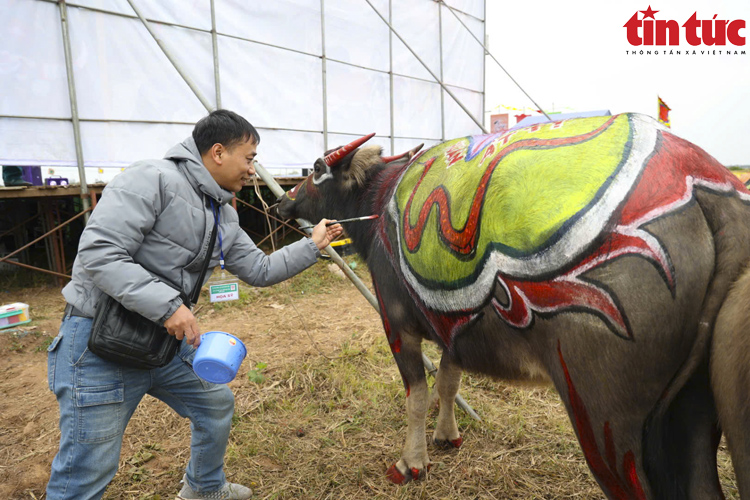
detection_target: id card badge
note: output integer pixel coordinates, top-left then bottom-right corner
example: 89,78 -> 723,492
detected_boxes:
209,282 -> 239,302
206,200 -> 239,303
207,270 -> 240,303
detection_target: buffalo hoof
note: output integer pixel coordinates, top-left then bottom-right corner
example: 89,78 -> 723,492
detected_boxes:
386,463 -> 431,484
433,436 -> 463,449
386,464 -> 407,484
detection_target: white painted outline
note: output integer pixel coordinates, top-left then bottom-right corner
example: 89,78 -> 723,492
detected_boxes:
313,164 -> 334,185
388,114 -> 664,312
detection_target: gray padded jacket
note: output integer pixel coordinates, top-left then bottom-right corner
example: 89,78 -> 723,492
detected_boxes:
62,137 -> 320,324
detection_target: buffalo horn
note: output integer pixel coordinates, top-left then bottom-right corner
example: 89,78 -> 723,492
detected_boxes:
381,143 -> 425,164
323,132 -> 376,166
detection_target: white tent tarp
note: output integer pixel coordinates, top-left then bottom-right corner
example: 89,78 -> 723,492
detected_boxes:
0,0 -> 485,181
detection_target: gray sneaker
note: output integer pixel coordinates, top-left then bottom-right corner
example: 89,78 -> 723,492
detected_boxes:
176,474 -> 253,500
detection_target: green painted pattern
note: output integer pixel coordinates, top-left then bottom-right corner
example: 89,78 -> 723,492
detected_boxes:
394,115 -> 632,285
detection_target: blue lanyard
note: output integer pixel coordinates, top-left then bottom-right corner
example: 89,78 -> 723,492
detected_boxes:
210,199 -> 225,270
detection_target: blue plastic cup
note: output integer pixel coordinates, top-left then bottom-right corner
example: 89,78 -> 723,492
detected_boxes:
193,331 -> 247,384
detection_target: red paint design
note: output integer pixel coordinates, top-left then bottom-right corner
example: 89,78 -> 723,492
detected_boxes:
445,142 -> 465,166
373,279 -> 400,353
373,278 -> 410,397
373,164 -> 411,257
619,133 -> 748,227
410,467 -> 422,480
386,464 -> 407,484
412,294 -> 476,348
288,173 -> 321,201
480,143 -> 496,163
624,451 -> 647,499
403,117 -> 618,255
398,117 -> 750,342
493,225 -> 674,338
498,129 -> 519,146
467,134 -> 500,160
286,176 -> 309,200
494,273 -> 628,335
488,134 -> 738,339
391,337 -> 402,354
378,224 -> 393,255
450,437 -> 463,448
558,341 -> 646,499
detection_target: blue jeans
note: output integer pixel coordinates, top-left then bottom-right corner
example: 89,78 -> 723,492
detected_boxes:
46,313 -> 235,500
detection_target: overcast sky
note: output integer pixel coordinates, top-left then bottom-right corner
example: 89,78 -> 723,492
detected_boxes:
483,0 -> 749,166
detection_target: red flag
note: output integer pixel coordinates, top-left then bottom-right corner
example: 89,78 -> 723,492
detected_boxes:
658,96 -> 671,128
515,113 -> 530,124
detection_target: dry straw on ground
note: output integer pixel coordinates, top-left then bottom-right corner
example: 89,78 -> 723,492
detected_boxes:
0,260 -> 739,499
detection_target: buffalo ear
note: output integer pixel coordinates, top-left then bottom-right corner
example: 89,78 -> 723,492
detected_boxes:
344,145 -> 383,188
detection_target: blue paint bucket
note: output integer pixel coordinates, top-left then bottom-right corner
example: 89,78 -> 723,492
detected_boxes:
193,331 -> 247,384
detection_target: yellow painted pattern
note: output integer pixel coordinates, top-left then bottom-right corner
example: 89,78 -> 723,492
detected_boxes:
394,115 -> 632,285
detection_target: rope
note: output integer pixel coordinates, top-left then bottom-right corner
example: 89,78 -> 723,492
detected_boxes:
438,0 -> 552,121
252,176 -> 276,252
249,176 -> 364,361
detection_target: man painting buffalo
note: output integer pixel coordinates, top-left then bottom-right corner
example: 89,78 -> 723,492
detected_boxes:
278,113 -> 750,499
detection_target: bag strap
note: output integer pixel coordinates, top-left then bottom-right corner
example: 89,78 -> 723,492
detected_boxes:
185,204 -> 218,308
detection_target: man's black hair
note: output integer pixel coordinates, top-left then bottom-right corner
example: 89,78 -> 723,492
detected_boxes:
192,109 -> 260,155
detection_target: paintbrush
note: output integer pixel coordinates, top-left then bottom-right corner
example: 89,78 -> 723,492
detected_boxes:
298,214 -> 379,230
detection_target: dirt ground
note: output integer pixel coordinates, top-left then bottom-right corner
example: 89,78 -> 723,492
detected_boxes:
0,266 -> 381,499
0,262 -> 740,499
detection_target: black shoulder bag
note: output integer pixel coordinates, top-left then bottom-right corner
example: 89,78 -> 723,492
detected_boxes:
88,218 -> 217,370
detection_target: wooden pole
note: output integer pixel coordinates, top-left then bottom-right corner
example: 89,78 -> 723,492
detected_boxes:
253,161 -> 481,421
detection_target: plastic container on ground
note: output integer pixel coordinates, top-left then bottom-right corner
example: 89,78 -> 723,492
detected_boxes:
0,303 -> 31,329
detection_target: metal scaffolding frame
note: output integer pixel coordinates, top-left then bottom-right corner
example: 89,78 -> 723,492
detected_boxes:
0,0 -> 562,418
251,162 -> 481,421
57,0 -> 91,223
0,0 -> 518,421
98,0 -> 486,418
5,0 -> 488,178
438,0 -> 550,121
5,0 -> 558,286
364,0 -> 486,133
1,0 -> 491,281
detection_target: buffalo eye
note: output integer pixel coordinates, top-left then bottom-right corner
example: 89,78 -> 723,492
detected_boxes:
314,165 -> 320,173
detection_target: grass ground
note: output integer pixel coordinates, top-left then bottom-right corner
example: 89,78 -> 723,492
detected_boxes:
0,258 -> 739,499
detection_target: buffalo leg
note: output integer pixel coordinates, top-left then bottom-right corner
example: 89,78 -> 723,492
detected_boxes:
385,332 -> 431,484
553,339 -> 725,499
432,353 -> 463,448
712,263 -> 750,498
373,276 -> 433,484
552,339 -> 654,499
643,360 -> 724,500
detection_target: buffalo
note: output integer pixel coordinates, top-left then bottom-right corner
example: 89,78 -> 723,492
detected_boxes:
277,113 -> 750,499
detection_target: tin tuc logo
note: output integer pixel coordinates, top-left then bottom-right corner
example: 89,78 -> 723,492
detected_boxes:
624,6 -> 746,46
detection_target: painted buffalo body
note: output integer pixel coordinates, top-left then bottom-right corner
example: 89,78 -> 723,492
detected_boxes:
278,113 -> 750,499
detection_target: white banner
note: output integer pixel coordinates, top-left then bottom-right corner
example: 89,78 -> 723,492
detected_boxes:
217,0 -> 323,55
325,0 -> 390,72
326,61 -> 391,136
393,76 -> 442,140
0,0 -> 70,119
219,35 -> 323,132
442,8 -> 484,92
0,0 -> 485,174
68,7 -> 208,122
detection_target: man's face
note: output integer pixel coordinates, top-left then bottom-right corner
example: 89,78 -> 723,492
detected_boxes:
217,138 -> 257,192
